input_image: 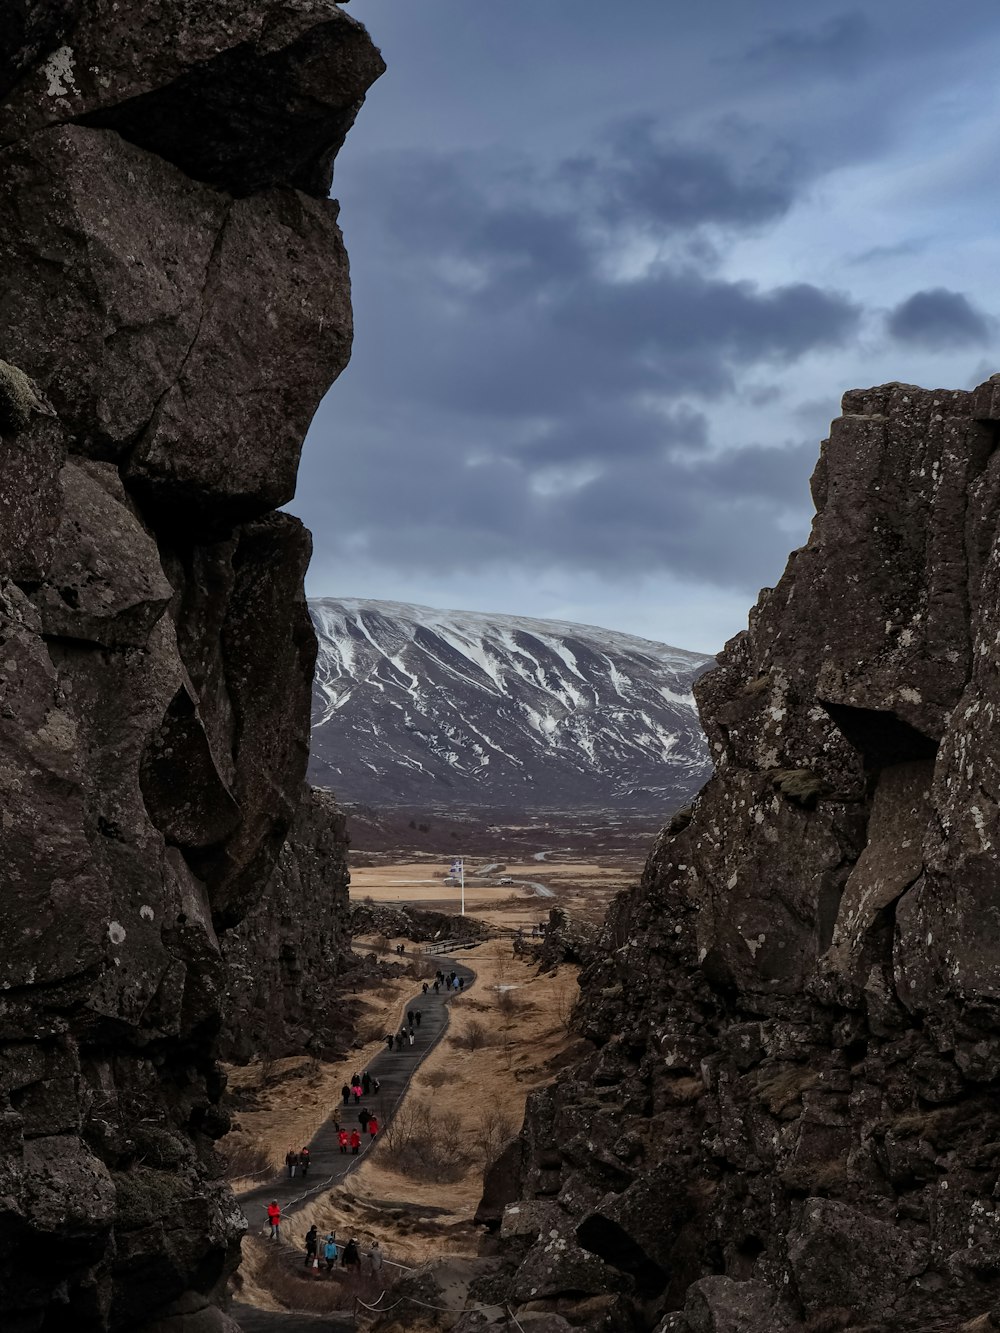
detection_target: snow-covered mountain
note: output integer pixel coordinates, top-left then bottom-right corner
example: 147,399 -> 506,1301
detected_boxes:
308,598 -> 713,815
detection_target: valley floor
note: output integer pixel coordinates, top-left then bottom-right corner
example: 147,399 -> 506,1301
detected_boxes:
222,850 -> 624,1326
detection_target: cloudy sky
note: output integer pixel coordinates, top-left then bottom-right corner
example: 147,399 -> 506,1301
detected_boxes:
292,0 -> 1000,653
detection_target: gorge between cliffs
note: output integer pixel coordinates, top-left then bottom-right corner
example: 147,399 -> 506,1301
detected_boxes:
5,5 -> 1000,1333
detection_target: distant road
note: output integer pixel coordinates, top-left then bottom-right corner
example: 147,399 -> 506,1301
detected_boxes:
525,881 -> 555,898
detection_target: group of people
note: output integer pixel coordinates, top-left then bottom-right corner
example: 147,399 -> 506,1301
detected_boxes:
385,1019 -> 418,1051
336,1105 -> 378,1153
342,1070 -> 380,1105
428,969 -> 464,995
302,1226 -> 384,1277
265,1209 -> 384,1280
283,1146 -> 311,1178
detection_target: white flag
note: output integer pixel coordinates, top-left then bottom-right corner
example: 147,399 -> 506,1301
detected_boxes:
450,859 -> 463,876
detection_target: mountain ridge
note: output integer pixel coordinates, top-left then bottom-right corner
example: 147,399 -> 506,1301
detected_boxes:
308,597 -> 713,815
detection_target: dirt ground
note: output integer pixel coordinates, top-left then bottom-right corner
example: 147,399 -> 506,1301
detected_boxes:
258,939 -> 581,1273
350,853 -> 636,930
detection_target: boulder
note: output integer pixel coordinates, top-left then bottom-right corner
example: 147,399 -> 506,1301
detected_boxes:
683,1276 -> 790,1333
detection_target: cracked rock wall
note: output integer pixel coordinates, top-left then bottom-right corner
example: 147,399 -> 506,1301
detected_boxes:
218,785 -> 364,1066
479,378 -> 1000,1333
0,5 -> 383,1330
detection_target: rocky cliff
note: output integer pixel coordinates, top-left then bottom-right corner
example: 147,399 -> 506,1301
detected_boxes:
473,378 -> 1000,1333
219,786 -> 362,1066
0,5 -> 382,1331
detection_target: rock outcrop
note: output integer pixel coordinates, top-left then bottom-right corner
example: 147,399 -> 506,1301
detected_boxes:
477,378 -> 1000,1332
0,6 -> 382,1331
219,786 -> 364,1065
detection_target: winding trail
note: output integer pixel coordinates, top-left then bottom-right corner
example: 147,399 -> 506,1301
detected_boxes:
236,958 -> 476,1236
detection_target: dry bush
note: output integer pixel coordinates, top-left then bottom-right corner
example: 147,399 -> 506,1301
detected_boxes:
221,1132 -> 273,1180
473,1107 -> 517,1164
488,940 -> 512,983
495,987 -> 524,1020
378,1100 -> 472,1183
423,1070 -> 449,1089
551,975 -> 579,1033
372,934 -> 392,954
449,1019 -> 497,1052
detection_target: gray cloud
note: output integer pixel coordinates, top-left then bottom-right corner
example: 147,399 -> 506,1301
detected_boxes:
347,144 -> 860,424
886,288 -> 992,349
296,110 -> 868,599
740,12 -> 877,78
563,117 -> 798,232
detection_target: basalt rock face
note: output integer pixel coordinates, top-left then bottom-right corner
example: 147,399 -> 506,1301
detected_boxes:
480,379 -> 1000,1333
219,786 -> 362,1065
0,6 -> 382,1331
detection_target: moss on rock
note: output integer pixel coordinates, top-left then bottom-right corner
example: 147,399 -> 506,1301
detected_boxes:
0,358 -> 42,434
768,768 -> 829,809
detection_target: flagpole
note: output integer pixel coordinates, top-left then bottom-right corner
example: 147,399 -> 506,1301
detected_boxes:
460,859 -> 465,916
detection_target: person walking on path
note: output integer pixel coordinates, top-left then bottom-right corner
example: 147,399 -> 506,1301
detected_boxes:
369,1241 -> 384,1279
358,1106 -> 369,1132
368,1115 -> 378,1140
362,1071 -> 371,1096
352,1080 -> 362,1103
407,1010 -> 414,1026
299,1147 -> 310,1178
386,1033 -> 394,1051
341,1083 -> 351,1106
342,1238 -> 361,1272
349,1129 -> 361,1155
459,976 -> 465,991
338,1128 -> 348,1154
414,1010 -> 422,1027
323,1233 -> 338,1271
433,980 -> 440,994
422,982 -> 428,995
267,1200 -> 281,1240
398,1027 -> 408,1048
407,1027 -> 415,1046
285,1148 -> 297,1179
304,1224 -> 318,1267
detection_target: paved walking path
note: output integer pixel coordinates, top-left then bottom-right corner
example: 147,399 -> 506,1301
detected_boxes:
237,960 -> 476,1232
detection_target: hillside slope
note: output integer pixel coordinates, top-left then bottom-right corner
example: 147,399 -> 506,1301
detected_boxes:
309,598 -> 712,815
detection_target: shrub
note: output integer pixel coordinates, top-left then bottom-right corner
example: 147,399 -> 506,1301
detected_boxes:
449,1019 -> 497,1052
472,1107 -> 516,1164
378,1101 -> 472,1183
495,987 -> 524,1020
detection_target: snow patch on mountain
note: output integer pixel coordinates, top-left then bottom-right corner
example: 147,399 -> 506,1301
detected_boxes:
309,598 -> 714,813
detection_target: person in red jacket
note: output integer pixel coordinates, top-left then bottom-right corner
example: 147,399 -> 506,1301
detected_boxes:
267,1200 -> 281,1240
368,1116 -> 378,1140
349,1129 -> 361,1155
338,1128 -> 349,1154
